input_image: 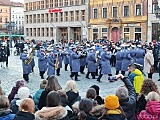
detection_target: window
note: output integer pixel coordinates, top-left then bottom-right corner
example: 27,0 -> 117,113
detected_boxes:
45,0 -> 49,8
124,28 -> 130,40
136,4 -> 141,16
29,2 -> 32,10
64,0 -> 68,6
0,17 -> 2,23
75,11 -> 79,21
46,28 -> 49,36
93,8 -> 98,19
33,2 -> 36,10
102,8 -> 107,18
33,28 -> 36,36
70,0 -> 74,5
37,14 -> 40,23
102,28 -> 107,38
113,7 -> 118,17
45,13 -> 49,22
37,1 -> 40,9
50,0 -> 53,8
81,10 -> 85,21
60,12 -> 63,21
41,28 -> 44,36
93,28 -> 98,40
59,0 -> 63,7
41,0 -> 44,9
55,0 -> 58,7
135,28 -> 141,32
29,15 -> 32,23
26,15 -> 28,23
33,14 -> 36,23
37,28 -> 40,36
41,14 -> 44,22
30,28 -> 32,36
81,0 -> 85,4
26,28 -> 29,36
124,6 -> 129,17
65,12 -> 68,21
70,11 -> 74,21
55,13 -> 58,22
50,13 -> 53,22
75,0 -> 79,5
152,3 -> 158,13
25,3 -> 28,10
12,15 -> 14,18
50,27 -> 53,36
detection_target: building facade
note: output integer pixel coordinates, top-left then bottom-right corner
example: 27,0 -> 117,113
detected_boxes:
0,0 -> 10,34
24,0 -> 89,43
11,2 -> 24,35
89,0 -> 147,42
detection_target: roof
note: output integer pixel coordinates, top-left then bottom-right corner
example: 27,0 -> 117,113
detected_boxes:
0,0 -> 10,5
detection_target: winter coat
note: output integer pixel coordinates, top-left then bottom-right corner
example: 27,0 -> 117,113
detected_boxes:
35,106 -> 70,120
54,50 -> 63,68
13,111 -> 35,120
0,109 -> 15,120
38,53 -> 47,72
100,51 -> 112,74
71,52 -> 81,72
129,49 -> 137,62
0,48 -> 7,62
80,57 -> 86,66
30,57 -> 35,67
63,50 -> 70,64
128,69 -> 144,93
138,101 -> 160,120
20,53 -> 31,74
119,77 -> 136,120
135,48 -> 145,67
47,54 -> 55,76
33,89 -> 44,108
66,90 -> 81,107
70,113 -> 98,120
144,50 -> 154,73
136,94 -> 147,113
87,52 -> 97,72
10,94 -> 20,114
8,86 -> 19,103
38,91 -> 50,110
121,49 -> 132,71
115,51 -> 122,71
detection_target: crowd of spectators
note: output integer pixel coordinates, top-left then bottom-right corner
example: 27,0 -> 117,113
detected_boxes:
0,74 -> 160,120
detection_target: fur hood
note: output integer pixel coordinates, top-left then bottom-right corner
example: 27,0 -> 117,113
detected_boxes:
35,106 -> 67,120
91,105 -> 104,117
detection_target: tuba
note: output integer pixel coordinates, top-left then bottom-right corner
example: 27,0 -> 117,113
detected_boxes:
24,47 -> 35,66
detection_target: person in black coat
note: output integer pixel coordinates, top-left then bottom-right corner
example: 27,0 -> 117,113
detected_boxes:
70,98 -> 98,120
13,98 -> 35,120
115,74 -> 136,120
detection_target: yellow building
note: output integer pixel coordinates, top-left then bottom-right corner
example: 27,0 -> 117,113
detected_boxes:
89,0 -> 147,42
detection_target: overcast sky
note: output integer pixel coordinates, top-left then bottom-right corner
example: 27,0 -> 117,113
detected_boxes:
11,0 -> 24,3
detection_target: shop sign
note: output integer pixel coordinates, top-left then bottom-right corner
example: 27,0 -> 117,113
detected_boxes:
49,8 -> 62,13
124,23 -> 141,27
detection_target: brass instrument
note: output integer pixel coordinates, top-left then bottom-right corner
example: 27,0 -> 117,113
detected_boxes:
24,47 -> 35,66
95,51 -> 99,63
46,44 -> 55,53
55,53 -> 59,70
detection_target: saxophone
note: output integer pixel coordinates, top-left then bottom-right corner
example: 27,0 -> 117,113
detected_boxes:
24,47 -> 35,66
55,53 -> 59,70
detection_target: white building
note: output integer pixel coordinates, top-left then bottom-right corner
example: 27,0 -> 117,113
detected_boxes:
11,2 -> 24,34
147,0 -> 159,42
24,0 -> 89,43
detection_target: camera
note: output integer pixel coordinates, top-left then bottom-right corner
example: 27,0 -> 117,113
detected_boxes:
108,76 -> 117,82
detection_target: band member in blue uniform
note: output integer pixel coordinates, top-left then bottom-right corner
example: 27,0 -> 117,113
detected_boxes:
63,46 -> 70,71
38,49 -> 48,79
115,47 -> 122,75
20,48 -> 31,82
47,50 -> 56,79
86,47 -> 97,79
70,46 -> 81,81
54,46 -> 63,76
135,45 -> 145,67
97,46 -> 112,82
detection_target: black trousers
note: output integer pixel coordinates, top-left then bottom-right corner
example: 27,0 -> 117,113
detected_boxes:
23,74 -> 29,82
86,71 -> 96,78
80,66 -> 85,73
56,68 -> 60,75
96,69 -> 98,76
40,71 -> 45,79
116,70 -> 119,75
97,74 -> 112,81
65,64 -> 68,71
70,72 -> 78,80
6,56 -> 8,67
148,73 -> 153,79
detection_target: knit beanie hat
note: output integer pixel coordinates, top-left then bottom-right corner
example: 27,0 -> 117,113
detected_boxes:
16,80 -> 25,87
104,95 -> 119,109
40,79 -> 47,89
18,87 -> 30,99
116,86 -> 128,100
79,98 -> 93,113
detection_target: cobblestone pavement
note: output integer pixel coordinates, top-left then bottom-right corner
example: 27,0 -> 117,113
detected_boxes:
0,48 -> 160,98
